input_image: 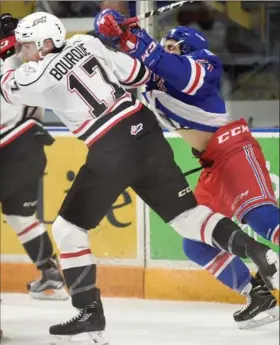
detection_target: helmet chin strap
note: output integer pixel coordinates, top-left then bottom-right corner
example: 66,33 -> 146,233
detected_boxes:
173,39 -> 184,47
171,39 -> 184,54
38,40 -> 50,59
38,49 -> 45,59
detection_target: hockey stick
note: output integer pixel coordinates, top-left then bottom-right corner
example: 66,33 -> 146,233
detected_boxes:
122,0 -> 193,27
183,166 -> 203,177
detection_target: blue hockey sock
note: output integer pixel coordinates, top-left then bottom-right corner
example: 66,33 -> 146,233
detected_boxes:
183,238 -> 252,292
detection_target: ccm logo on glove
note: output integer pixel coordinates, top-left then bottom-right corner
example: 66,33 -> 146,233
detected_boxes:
141,41 -> 157,62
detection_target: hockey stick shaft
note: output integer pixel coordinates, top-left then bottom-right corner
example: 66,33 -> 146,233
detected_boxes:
122,0 -> 193,26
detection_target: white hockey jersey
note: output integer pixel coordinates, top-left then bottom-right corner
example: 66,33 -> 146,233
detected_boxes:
1,35 -> 151,147
0,59 -> 44,148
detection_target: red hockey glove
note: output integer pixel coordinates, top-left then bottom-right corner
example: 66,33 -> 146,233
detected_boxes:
98,14 -> 123,39
119,30 -> 138,53
0,35 -> 16,60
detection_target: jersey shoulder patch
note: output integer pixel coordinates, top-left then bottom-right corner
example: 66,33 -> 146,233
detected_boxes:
187,49 -> 222,72
15,60 -> 49,89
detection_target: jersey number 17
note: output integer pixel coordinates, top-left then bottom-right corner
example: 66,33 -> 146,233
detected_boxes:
67,56 -> 125,118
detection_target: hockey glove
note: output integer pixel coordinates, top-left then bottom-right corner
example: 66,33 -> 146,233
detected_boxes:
0,13 -> 18,39
0,14 -> 18,60
94,9 -> 126,43
94,10 -> 163,70
0,35 -> 16,60
120,28 -> 164,70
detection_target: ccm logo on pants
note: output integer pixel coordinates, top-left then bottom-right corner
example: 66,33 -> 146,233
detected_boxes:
217,125 -> 249,144
178,187 -> 191,197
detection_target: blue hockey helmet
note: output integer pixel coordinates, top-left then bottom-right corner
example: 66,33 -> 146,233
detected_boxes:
160,26 -> 209,54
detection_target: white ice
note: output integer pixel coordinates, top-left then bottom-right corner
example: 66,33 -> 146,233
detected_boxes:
1,293 -> 278,345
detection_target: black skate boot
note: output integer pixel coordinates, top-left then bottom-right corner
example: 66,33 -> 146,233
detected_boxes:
27,256 -> 68,300
49,289 -> 107,345
255,270 -> 271,287
245,241 -> 279,290
234,279 -> 278,329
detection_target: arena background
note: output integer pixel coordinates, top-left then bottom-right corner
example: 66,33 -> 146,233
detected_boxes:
0,0 -> 279,304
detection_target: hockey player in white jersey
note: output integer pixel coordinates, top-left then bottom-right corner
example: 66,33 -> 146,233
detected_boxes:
1,12 -> 279,344
0,13 -> 68,301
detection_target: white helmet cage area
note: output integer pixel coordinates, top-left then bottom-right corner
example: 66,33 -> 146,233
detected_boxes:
15,12 -> 66,50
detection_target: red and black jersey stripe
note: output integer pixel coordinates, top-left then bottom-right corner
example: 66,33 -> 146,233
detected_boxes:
120,59 -> 151,88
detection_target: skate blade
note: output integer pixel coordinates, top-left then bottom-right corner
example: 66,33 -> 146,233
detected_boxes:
29,287 -> 69,301
237,306 -> 279,330
50,331 -> 109,345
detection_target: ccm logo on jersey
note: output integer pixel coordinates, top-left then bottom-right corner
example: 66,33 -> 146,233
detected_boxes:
231,190 -> 249,210
217,125 -> 250,144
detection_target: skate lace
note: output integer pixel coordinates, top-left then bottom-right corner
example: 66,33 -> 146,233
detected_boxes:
61,309 -> 83,325
238,295 -> 252,314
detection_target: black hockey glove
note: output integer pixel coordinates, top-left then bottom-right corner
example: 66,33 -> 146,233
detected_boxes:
0,14 -> 19,60
0,13 -> 19,39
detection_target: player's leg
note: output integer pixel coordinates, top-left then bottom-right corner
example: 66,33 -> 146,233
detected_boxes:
196,130 -> 279,328
232,143 -> 279,246
229,146 -> 280,328
183,173 -> 279,329
132,126 -> 278,291
218,139 -> 279,253
183,239 -> 252,294
243,205 -> 279,245
49,160 -> 131,344
184,172 -> 250,291
3,181 -> 68,300
182,237 -> 278,328
1,147 -> 67,300
206,126 -> 279,246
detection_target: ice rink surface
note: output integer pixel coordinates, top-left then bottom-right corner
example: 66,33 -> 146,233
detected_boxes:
1,293 -> 278,345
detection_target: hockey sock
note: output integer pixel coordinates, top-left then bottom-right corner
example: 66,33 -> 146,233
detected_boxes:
183,238 -> 252,292
211,217 -> 262,258
52,216 -> 99,308
62,264 -> 98,309
5,214 -> 54,269
22,231 -> 55,269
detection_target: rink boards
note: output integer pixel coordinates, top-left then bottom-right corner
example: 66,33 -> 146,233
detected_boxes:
1,129 -> 279,303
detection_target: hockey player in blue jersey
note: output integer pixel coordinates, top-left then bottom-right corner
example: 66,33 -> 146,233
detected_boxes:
95,10 -> 279,329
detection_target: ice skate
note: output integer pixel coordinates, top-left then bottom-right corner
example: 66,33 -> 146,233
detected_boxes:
27,258 -> 68,300
234,280 -> 279,330
245,241 -> 279,290
49,293 -> 108,345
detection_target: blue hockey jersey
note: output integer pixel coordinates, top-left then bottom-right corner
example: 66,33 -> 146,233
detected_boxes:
143,49 -> 231,132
